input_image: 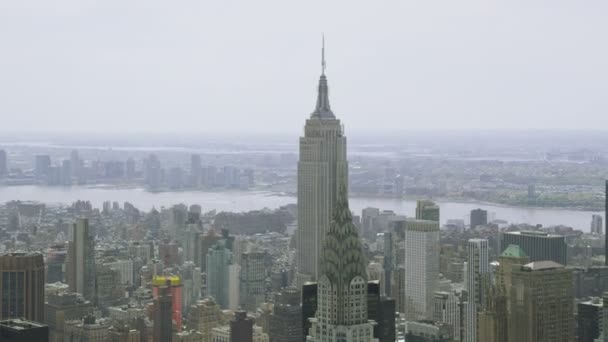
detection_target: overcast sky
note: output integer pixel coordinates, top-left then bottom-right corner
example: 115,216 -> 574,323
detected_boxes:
0,1 -> 607,134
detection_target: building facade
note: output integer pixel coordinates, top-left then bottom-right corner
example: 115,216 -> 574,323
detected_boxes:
239,251 -> 267,312
306,185 -> 377,342
67,218 -> 96,300
415,200 -> 440,222
296,51 -> 348,284
500,231 -> 567,265
206,241 -> 232,309
464,239 -> 489,342
0,252 -> 45,322
404,219 -> 440,321
507,261 -> 574,342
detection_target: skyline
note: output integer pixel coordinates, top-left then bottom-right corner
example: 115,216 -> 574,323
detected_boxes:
1,1 -> 607,134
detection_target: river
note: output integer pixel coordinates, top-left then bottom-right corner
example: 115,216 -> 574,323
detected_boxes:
0,185 -> 601,232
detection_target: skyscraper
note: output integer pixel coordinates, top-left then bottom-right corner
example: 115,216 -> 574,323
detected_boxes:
500,230 -> 567,265
415,200 -> 440,222
403,219 -> 440,321
153,283 -> 173,342
507,261 -> 574,342
296,41 -> 348,284
34,155 -> 51,181
66,218 -> 95,300
0,149 -> 7,177
465,239 -> 489,342
470,209 -> 488,229
0,252 -> 45,322
269,288 -> 302,342
152,276 -> 183,331
591,214 -> 604,235
577,297 -> 602,342
239,251 -> 267,312
306,184 -> 377,342
206,241 -> 232,309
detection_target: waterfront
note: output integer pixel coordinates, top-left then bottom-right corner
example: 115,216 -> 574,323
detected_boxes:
0,185 -> 601,232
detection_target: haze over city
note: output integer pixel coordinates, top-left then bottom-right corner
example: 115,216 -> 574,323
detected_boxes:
1,0 -> 608,134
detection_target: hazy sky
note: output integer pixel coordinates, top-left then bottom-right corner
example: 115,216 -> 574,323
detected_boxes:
1,1 -> 607,134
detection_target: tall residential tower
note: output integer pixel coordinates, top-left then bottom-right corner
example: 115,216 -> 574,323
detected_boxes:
296,41 -> 348,284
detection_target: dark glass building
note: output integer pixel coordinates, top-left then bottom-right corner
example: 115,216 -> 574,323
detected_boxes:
0,319 -> 49,342
303,280 -> 395,342
577,298 -> 602,342
153,283 -> 173,342
500,230 -> 567,265
470,208 -> 488,229
301,282 -> 318,340
230,310 -> 253,342
269,288 -> 302,342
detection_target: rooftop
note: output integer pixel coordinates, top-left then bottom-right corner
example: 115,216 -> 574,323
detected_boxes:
522,260 -> 564,271
0,319 -> 47,331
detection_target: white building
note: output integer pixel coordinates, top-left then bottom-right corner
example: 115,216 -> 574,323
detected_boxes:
465,238 -> 489,342
403,219 -> 440,321
228,263 -> 240,310
104,259 -> 134,285
433,289 -> 464,341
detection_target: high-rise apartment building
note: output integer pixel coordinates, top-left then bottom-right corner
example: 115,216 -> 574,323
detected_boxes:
404,219 -> 440,321
361,208 -> 380,240
470,209 -> 488,229
306,185 -> 377,342
45,291 -> 93,342
188,298 -> 222,342
500,230 -> 567,265
66,218 -> 95,300
239,251 -> 267,312
433,290 -> 464,341
206,241 -> 232,309
415,200 -> 440,222
507,261 -> 574,342
296,45 -> 348,285
0,252 -> 45,322
464,239 -> 489,342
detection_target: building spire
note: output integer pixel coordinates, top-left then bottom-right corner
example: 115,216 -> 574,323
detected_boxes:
322,34 -> 326,76
311,35 -> 335,119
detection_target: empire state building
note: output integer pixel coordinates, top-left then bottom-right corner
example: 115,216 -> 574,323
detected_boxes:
296,42 -> 348,284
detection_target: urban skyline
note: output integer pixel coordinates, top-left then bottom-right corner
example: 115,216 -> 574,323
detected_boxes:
1,4 -> 607,341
